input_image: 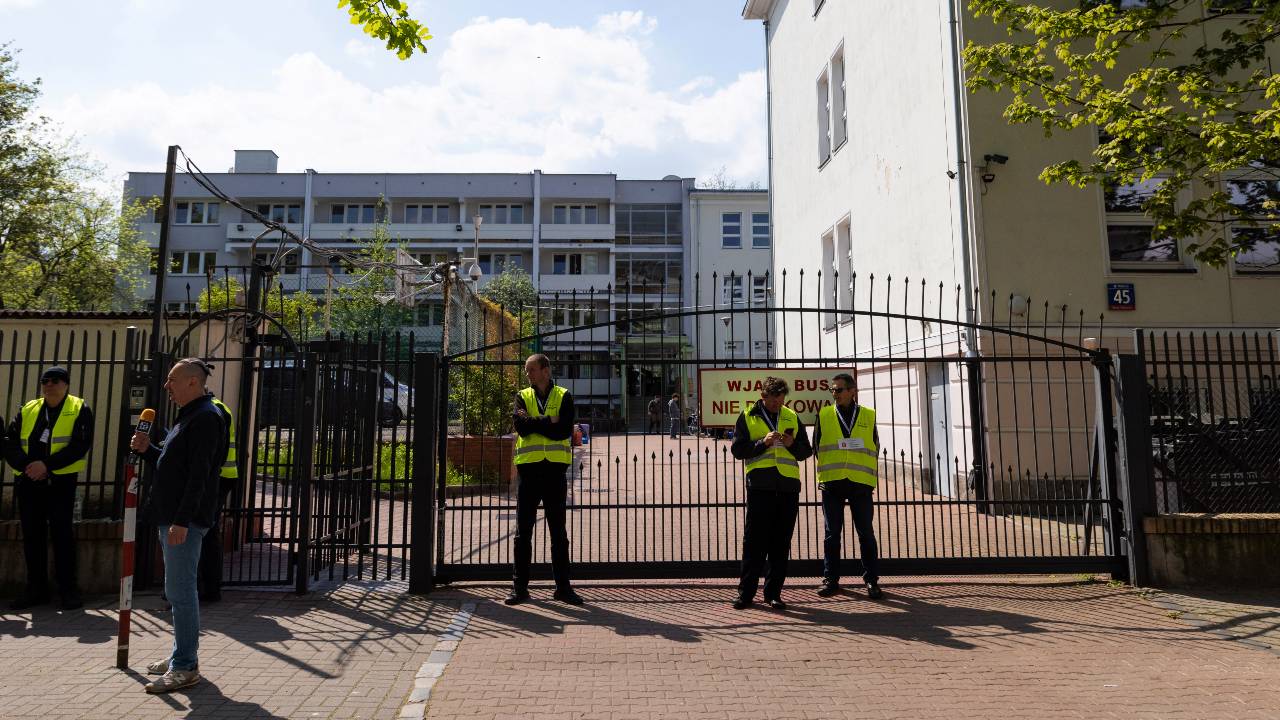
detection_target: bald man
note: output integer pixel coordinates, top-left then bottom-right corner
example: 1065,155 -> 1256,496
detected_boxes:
130,358 -> 228,693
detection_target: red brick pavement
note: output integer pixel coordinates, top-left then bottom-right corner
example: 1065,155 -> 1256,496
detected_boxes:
425,576 -> 1280,720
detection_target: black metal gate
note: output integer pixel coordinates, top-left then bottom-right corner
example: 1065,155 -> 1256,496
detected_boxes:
428,273 -> 1130,583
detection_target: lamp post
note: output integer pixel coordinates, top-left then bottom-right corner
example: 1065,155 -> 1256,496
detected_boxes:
465,214 -> 484,283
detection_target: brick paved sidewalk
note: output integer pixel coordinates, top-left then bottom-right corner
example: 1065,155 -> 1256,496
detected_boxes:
0,583 -> 459,719
426,576 -> 1280,720
1,577 -> 1276,719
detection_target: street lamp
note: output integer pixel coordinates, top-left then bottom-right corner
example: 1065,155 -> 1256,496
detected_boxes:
465,214 -> 484,283
721,315 -> 734,365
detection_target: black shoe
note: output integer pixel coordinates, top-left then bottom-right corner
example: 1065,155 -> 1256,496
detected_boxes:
732,596 -> 753,610
503,589 -> 530,606
866,582 -> 884,600
552,588 -> 584,606
816,582 -> 840,598
59,593 -> 83,611
8,591 -> 50,612
766,598 -> 787,611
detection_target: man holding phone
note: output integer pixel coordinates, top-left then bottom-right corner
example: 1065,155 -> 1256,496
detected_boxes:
730,376 -> 812,610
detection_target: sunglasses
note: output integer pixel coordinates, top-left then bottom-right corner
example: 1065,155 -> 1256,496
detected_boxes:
830,386 -> 854,394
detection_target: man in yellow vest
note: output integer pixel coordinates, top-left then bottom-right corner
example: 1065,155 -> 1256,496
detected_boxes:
730,376 -> 812,610
3,366 -> 94,611
197,389 -> 236,603
812,372 -> 882,599
506,353 -> 582,606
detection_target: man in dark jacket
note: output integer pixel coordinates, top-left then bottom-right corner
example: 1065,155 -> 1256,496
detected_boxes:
130,358 -> 227,694
730,376 -> 812,610
3,366 -> 94,610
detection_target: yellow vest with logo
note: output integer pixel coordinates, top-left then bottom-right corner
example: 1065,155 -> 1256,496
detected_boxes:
815,404 -> 878,487
210,397 -> 238,479
17,394 -> 87,476
741,402 -> 801,479
514,386 -> 572,465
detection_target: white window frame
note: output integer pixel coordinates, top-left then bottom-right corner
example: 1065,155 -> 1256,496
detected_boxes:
1101,177 -> 1187,271
830,44 -> 847,152
722,212 -> 742,249
552,252 -> 596,275
722,274 -> 745,304
751,212 -> 770,248
820,229 -> 836,328
256,203 -> 300,224
816,68 -> 832,165
174,201 -> 220,225
405,204 -> 451,224
170,251 -> 218,276
552,204 -> 599,225
255,252 -> 298,275
331,204 -> 377,224
835,217 -> 853,314
1223,174 -> 1280,275
751,275 -> 770,304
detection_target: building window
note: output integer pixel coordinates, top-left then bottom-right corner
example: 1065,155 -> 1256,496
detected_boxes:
816,69 -> 832,164
551,253 -> 599,275
170,251 -> 217,276
722,274 -> 744,304
165,302 -> 198,313
330,204 -> 377,224
1104,178 -> 1181,266
835,218 -> 852,312
414,251 -> 453,266
724,340 -> 744,356
256,203 -> 301,224
752,340 -> 774,356
752,212 -> 770,248
830,45 -> 847,151
820,229 -> 836,327
478,204 -> 524,224
255,252 -> 298,275
405,204 -> 451,223
479,253 -> 523,275
415,303 -> 446,326
616,204 -> 682,246
174,201 -> 219,225
615,252 -> 681,294
552,204 -> 599,224
722,212 -> 742,248
751,275 -> 770,304
1225,177 -> 1280,274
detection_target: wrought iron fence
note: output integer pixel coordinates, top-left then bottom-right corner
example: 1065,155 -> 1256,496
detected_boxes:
1138,328 -> 1280,513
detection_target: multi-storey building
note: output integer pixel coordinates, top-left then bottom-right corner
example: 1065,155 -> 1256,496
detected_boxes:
123,151 -> 771,426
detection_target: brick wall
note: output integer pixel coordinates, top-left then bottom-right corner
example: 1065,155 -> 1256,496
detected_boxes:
1144,513 -> 1280,587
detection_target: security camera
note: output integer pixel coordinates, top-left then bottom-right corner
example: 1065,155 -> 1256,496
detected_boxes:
983,153 -> 1009,165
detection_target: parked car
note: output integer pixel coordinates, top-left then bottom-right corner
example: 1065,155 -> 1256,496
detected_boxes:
258,361 -> 406,428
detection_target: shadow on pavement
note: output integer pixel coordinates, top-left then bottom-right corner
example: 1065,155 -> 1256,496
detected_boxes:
121,667 -> 289,719
0,606 -> 119,644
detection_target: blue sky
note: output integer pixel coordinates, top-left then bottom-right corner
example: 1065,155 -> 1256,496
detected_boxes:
4,0 -> 767,187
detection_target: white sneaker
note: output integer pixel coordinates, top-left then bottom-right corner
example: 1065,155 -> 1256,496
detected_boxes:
145,669 -> 200,693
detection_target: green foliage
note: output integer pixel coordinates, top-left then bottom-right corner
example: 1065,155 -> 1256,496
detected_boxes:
0,44 -> 155,310
198,275 -> 320,343
338,0 -> 432,60
479,267 -> 538,314
449,363 -> 518,436
328,220 -> 414,335
964,0 -> 1280,267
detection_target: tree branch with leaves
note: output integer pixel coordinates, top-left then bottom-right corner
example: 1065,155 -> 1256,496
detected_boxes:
339,0 -> 432,59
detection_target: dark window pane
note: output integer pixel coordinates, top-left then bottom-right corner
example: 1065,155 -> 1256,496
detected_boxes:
346,205 -> 360,224
1232,227 -> 1280,272
1108,225 -> 1178,262
361,205 -> 375,223
1104,178 -> 1161,212
405,206 -> 419,223
287,205 -> 301,224
206,203 -> 219,223
1226,179 -> 1280,215
189,202 -> 204,224
175,203 -> 189,224
331,206 -> 344,223
585,206 -> 598,224
510,205 -> 524,223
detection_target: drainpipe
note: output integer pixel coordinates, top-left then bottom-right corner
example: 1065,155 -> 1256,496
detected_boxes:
947,0 -> 989,510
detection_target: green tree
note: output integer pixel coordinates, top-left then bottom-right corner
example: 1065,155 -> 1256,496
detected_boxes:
964,0 -> 1280,267
479,267 -> 538,313
328,222 -> 414,336
339,0 -> 432,59
449,364 -> 517,436
198,275 -> 320,343
0,45 -> 153,309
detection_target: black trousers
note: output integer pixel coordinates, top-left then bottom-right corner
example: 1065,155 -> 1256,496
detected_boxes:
821,479 -> 880,584
15,475 -> 79,596
513,460 -> 571,591
737,487 -> 799,601
198,485 -> 233,597
647,415 -> 660,434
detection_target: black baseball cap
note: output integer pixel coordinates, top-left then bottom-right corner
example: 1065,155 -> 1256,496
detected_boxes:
40,366 -> 70,384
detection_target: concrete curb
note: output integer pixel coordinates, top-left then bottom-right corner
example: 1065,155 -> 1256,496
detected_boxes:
399,601 -> 476,719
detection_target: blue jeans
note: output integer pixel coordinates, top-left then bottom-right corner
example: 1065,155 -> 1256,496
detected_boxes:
159,524 -> 207,672
820,480 -> 879,585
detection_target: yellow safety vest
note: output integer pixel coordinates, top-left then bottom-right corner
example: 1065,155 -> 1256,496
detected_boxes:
815,404 -> 878,487
741,402 -> 801,479
514,386 -> 572,465
210,396 -> 238,479
17,395 -> 87,476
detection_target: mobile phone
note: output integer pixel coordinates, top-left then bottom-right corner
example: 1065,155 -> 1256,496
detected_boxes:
784,428 -> 794,435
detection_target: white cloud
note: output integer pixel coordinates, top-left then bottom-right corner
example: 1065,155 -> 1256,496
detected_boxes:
48,14 -> 766,186
0,0 -> 43,9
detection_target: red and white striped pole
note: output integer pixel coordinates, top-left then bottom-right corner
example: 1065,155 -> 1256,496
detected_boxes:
117,408 -> 154,670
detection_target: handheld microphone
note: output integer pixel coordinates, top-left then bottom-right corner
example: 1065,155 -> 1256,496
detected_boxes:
136,408 -> 156,436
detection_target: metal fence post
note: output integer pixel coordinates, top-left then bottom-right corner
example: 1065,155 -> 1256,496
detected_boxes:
409,352 -> 439,594
1092,350 -> 1125,572
293,352 -> 319,595
1115,353 -> 1154,586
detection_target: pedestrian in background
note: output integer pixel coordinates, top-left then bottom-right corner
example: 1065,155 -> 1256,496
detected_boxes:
3,366 -> 93,611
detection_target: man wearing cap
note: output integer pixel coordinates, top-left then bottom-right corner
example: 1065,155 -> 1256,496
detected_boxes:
130,358 -> 227,693
3,366 -> 94,611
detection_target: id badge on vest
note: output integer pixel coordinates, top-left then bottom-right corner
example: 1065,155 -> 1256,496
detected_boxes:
838,437 -> 865,451
39,429 -> 50,444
